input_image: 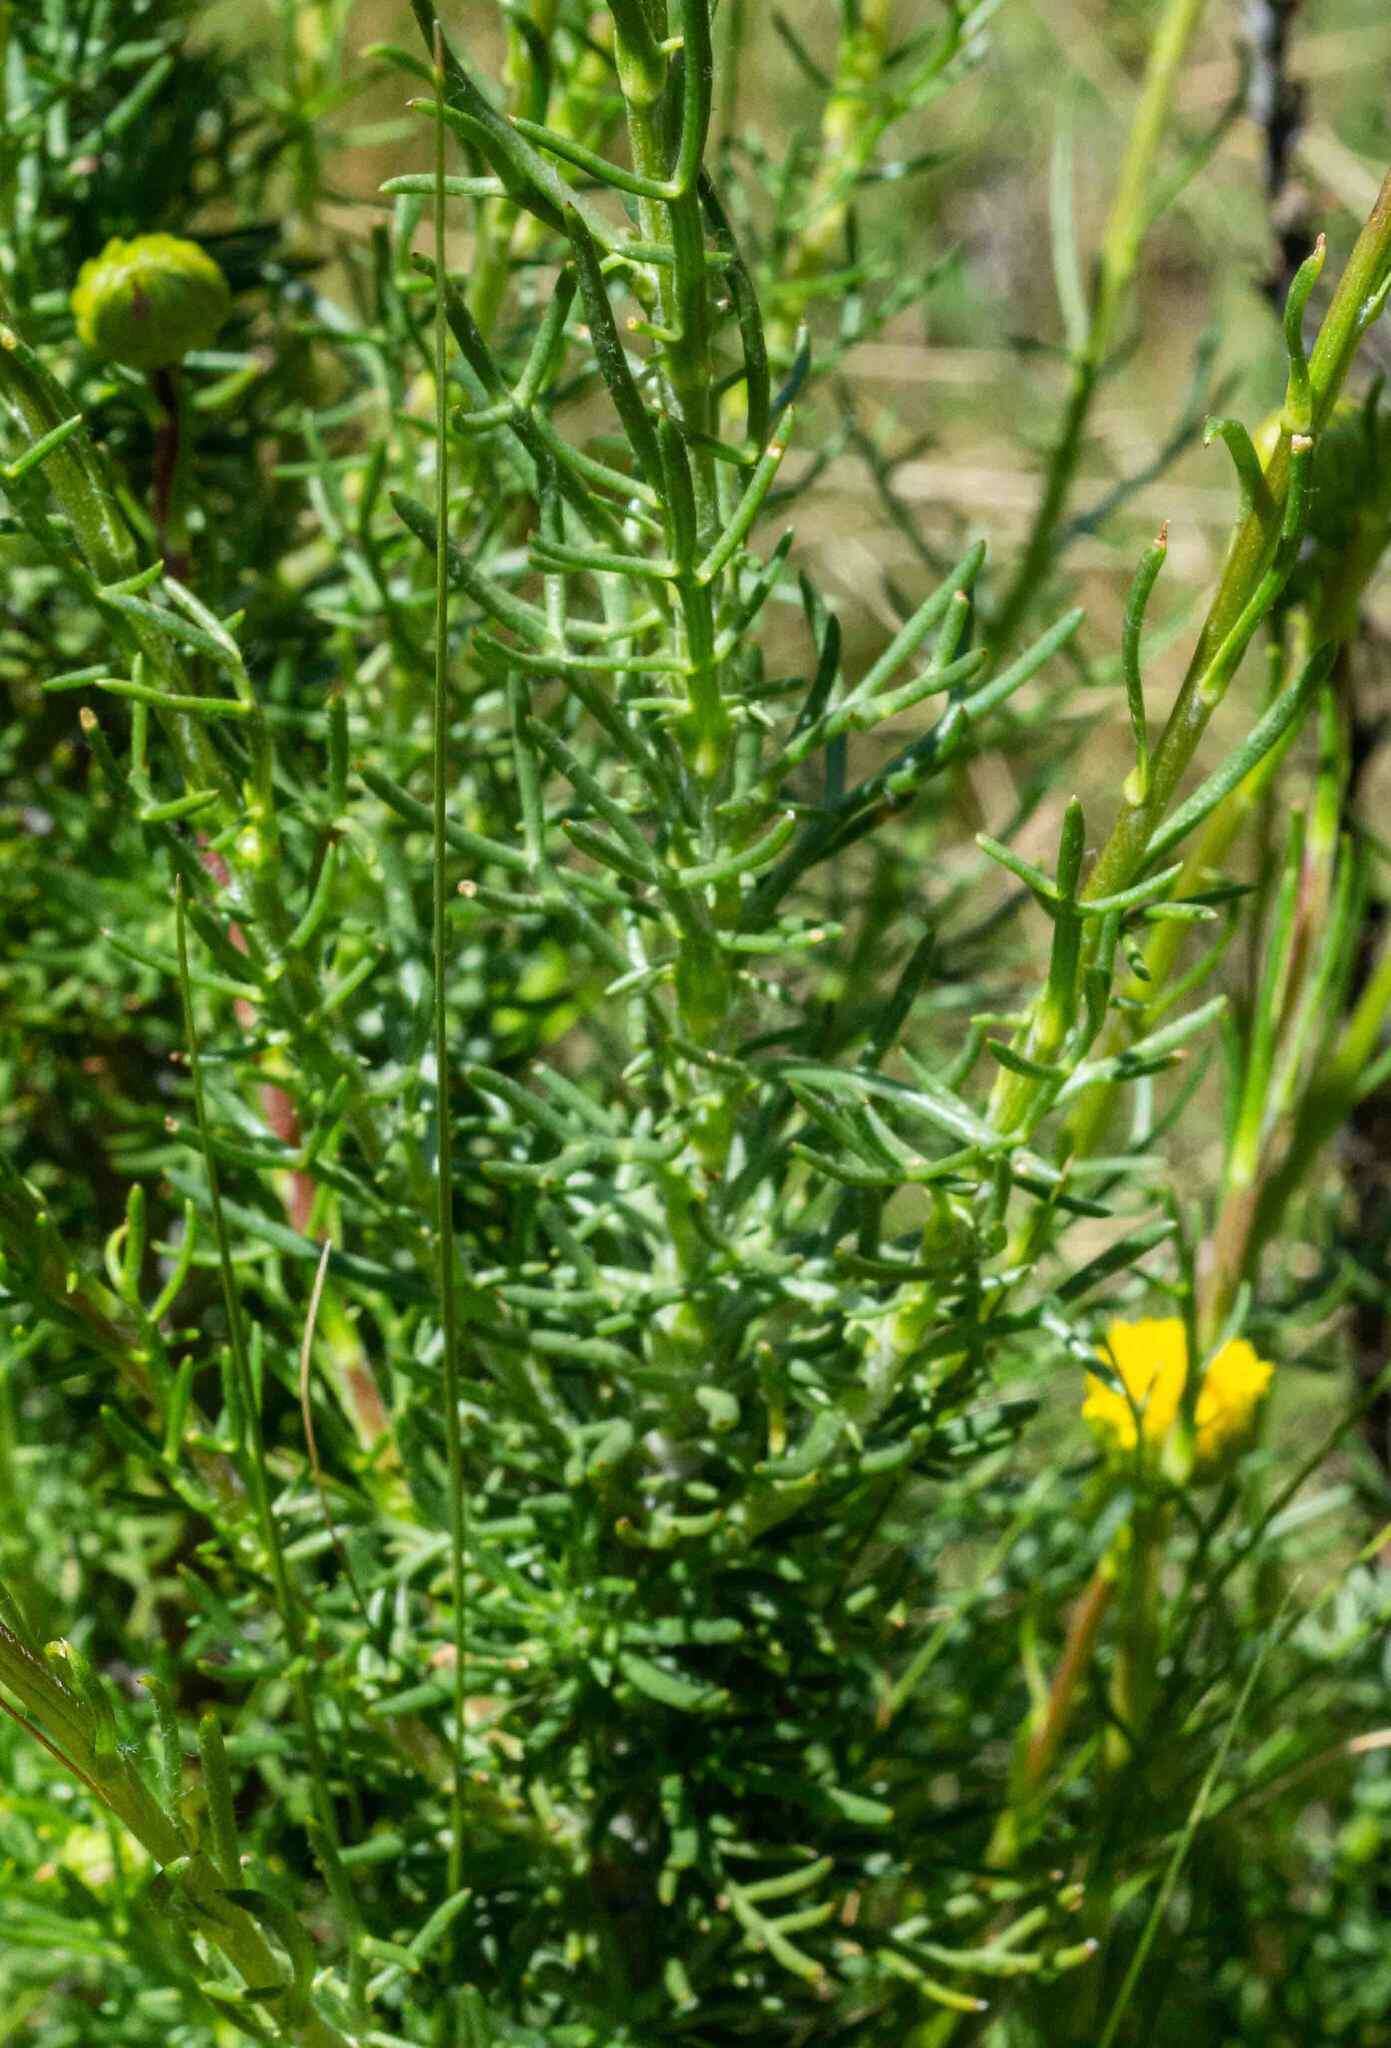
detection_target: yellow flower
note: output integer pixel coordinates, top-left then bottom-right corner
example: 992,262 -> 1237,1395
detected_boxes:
1083,1317 -> 1273,1467
1083,1317 -> 1185,1452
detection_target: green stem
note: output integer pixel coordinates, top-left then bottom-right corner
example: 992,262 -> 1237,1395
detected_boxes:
467,0 -> 558,334
987,1555 -> 1118,1870
1092,178 -> 1391,904
1062,689 -> 1295,1164
617,22 -> 730,781
765,0 -> 894,362
990,166 -> 1391,1139
715,0 -> 746,142
991,0 -> 1210,654
0,1345 -> 39,1638
623,108 -> 716,525
0,1627 -> 350,2048
1107,1502 -> 1167,1767
0,285 -> 138,584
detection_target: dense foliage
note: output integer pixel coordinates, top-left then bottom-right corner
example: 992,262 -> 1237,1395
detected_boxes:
2,4 -> 1391,2046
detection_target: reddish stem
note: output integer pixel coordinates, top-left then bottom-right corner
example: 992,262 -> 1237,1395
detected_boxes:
150,364 -> 190,582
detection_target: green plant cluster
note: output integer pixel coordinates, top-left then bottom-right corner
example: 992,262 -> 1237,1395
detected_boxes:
3,3 -> 1391,2047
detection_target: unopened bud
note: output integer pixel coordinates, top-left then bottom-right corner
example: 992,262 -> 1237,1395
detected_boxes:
71,234 -> 230,371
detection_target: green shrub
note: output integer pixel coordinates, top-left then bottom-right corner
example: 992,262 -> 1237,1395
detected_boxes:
2,3 -> 1391,2045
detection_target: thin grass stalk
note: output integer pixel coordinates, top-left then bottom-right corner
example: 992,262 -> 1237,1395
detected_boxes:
430,27 -> 471,1916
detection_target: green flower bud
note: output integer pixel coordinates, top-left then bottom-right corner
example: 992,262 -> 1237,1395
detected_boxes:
71,234 -> 230,371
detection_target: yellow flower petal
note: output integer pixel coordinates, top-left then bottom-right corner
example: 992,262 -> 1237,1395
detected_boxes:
1083,1317 -> 1187,1452
1083,1318 -> 1273,1467
1194,1337 -> 1274,1460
